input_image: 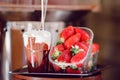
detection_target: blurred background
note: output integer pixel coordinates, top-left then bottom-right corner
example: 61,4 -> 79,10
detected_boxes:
0,0 -> 120,80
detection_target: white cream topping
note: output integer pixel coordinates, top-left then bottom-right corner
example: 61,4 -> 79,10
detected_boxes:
23,30 -> 51,49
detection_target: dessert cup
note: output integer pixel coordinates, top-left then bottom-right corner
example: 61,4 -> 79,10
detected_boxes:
23,30 -> 51,73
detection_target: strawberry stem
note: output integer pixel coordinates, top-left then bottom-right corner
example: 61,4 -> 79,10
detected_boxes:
71,45 -> 80,56
56,38 -> 64,45
70,65 -> 78,70
71,45 -> 84,56
52,49 -> 61,59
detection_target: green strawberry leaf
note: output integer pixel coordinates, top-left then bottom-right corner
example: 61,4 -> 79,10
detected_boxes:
70,45 -> 84,56
71,47 -> 80,55
56,38 -> 64,45
70,65 -> 78,70
52,49 -> 61,59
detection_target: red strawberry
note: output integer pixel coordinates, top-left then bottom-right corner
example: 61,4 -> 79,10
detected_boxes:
76,63 -> 83,68
58,50 -> 72,63
75,42 -> 88,52
92,43 -> 99,55
64,33 -> 81,49
58,26 -> 74,43
66,67 -> 81,74
75,28 -> 90,42
51,44 -> 65,59
71,51 -> 86,63
55,44 -> 65,52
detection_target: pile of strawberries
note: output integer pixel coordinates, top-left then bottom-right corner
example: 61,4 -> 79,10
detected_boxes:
50,26 -> 99,74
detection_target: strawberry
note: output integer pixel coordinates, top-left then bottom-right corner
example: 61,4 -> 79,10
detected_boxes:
51,48 -> 61,59
92,43 -> 99,55
66,67 -> 81,74
57,26 -> 74,44
70,45 -> 82,56
75,42 -> 88,52
55,44 -> 65,52
64,33 -> 81,49
58,50 -> 72,63
51,44 -> 65,59
75,28 -> 90,42
71,42 -> 88,56
71,51 -> 86,63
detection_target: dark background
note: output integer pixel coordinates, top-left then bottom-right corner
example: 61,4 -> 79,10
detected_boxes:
0,0 -> 120,80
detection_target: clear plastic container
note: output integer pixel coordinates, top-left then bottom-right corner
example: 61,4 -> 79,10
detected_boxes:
87,50 -> 99,72
49,27 -> 94,74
